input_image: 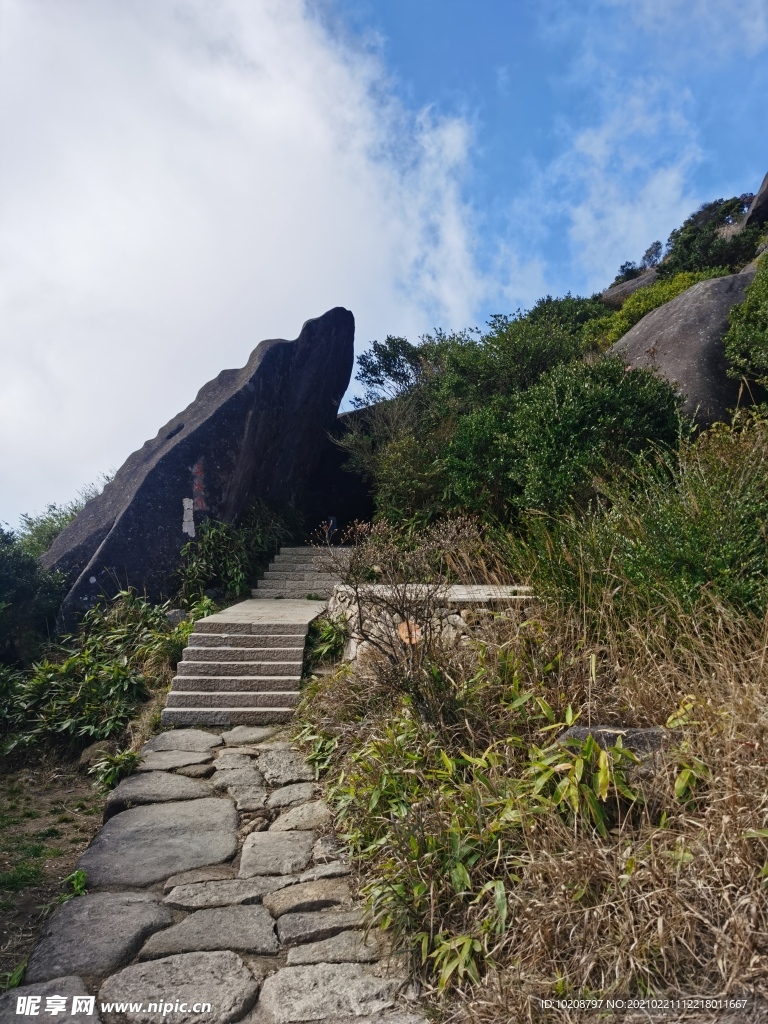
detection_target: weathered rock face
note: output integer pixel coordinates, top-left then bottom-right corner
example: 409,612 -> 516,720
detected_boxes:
746,172 -> 768,228
41,308 -> 355,625
609,268 -> 757,426
601,268 -> 658,309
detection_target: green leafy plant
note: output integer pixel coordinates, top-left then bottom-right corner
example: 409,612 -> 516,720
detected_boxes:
305,616 -> 348,668
725,254 -> 768,384
88,749 -> 143,791
0,959 -> 27,992
176,498 -> 299,602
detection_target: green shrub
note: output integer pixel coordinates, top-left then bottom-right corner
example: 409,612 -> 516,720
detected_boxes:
88,749 -> 143,791
443,357 -> 681,518
0,651 -> 148,754
176,498 -> 299,602
510,413 -> 768,622
724,255 -> 768,384
659,195 -> 762,278
305,616 -> 347,669
0,527 -> 66,666
583,269 -> 728,350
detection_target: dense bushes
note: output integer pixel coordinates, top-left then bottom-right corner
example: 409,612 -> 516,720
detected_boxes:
0,528 -> 65,666
725,255 -> 768,384
0,591 -> 193,755
659,194 -> 762,277
176,497 -> 300,602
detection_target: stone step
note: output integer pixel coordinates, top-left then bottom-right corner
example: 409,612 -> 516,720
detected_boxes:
161,707 -> 295,727
187,632 -> 307,648
171,675 -> 301,692
182,646 -> 305,663
253,583 -> 333,595
251,592 -> 332,601
194,620 -> 312,636
176,660 -> 302,677
259,570 -> 337,582
166,690 -> 302,708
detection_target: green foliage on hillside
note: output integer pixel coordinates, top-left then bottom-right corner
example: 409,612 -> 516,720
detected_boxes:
724,255 -> 768,384
0,528 -> 65,667
583,268 -> 728,350
659,195 -> 762,277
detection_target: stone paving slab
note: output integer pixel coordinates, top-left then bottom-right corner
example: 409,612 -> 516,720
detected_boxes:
0,976 -> 103,1024
136,750 -> 213,772
245,962 -> 402,1023
104,772 -> 210,819
163,865 -> 234,890
222,726 -> 279,745
239,830 -> 316,876
25,892 -> 172,983
77,798 -> 238,887
276,909 -> 365,946
98,951 -> 258,1024
267,782 -> 317,807
139,905 -> 278,959
164,876 -> 298,910
142,730 -> 223,752
262,878 -> 352,917
286,929 -> 380,965
256,750 -> 313,786
270,800 -> 332,831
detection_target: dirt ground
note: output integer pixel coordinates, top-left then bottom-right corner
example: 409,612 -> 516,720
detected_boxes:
0,756 -> 104,986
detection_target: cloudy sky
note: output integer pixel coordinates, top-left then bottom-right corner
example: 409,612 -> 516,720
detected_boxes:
1,0 -> 767,526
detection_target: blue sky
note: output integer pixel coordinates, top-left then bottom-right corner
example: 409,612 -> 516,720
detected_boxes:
0,0 -> 766,523
323,0 -> 768,316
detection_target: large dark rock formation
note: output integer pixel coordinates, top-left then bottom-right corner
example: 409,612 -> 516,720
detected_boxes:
43,308 -> 355,624
609,267 -> 757,426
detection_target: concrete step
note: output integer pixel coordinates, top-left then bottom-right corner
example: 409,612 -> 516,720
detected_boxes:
167,690 -> 301,708
194,620 -> 311,636
187,632 -> 307,648
176,660 -> 302,677
259,570 -> 337,582
161,707 -> 295,727
251,591 -> 332,600
182,646 -> 305,663
171,675 -> 301,692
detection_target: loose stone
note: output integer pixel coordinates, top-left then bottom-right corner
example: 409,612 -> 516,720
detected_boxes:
286,929 -> 381,965
239,831 -> 316,877
103,772 -> 210,819
77,798 -> 238,888
246,962 -> 402,1023
0,977 -> 102,1024
270,801 -> 332,832
25,892 -> 172,983
139,905 -> 278,959
267,783 -> 317,808
262,878 -> 353,917
142,730 -> 223,753
256,750 -> 313,786
136,750 -> 213,772
276,909 -> 365,946
98,950 -> 258,1024
299,861 -> 352,883
222,726 -> 278,746
164,877 -> 298,911
164,865 -> 234,891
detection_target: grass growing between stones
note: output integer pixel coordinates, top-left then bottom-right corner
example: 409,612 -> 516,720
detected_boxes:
297,434 -> 768,1021
0,762 -> 103,990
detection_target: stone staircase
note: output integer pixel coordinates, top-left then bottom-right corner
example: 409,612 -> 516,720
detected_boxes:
162,617 -> 308,728
252,545 -> 345,600
161,547 -> 347,728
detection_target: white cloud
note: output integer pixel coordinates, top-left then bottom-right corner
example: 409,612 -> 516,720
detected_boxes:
0,0 -> 485,524
603,0 -> 768,58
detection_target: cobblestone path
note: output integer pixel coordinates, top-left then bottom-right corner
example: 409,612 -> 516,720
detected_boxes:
1,727 -> 425,1024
